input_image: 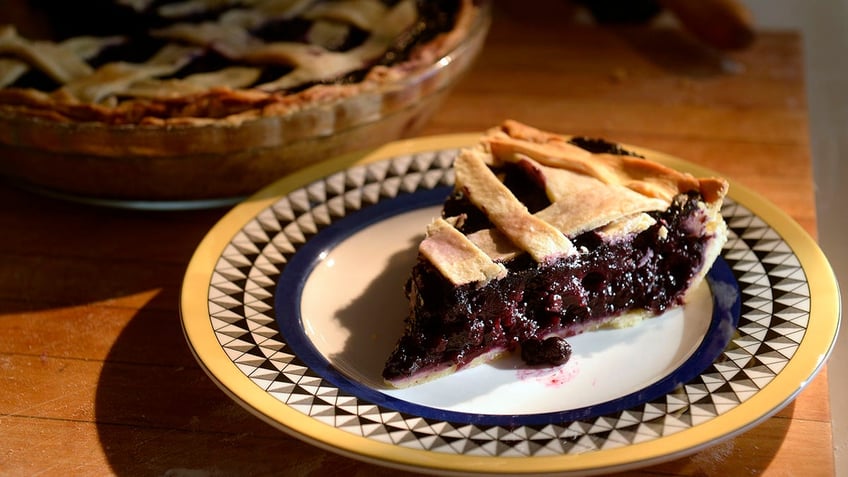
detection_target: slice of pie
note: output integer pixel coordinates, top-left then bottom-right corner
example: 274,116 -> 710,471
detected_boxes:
382,120 -> 729,388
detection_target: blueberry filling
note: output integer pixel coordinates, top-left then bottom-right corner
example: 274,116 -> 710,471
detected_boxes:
567,136 -> 646,157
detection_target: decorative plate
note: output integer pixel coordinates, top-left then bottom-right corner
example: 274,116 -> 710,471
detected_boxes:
180,135 -> 841,475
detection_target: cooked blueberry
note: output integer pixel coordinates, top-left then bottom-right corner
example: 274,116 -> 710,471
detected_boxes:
521,337 -> 572,366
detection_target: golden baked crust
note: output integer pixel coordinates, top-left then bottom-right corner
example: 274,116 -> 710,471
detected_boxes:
490,120 -> 728,203
421,120 -> 729,286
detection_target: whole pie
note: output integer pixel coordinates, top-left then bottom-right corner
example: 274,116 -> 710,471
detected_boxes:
382,120 -> 729,388
0,0 -> 488,202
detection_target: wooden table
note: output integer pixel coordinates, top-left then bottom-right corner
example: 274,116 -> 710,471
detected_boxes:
0,2 -> 832,475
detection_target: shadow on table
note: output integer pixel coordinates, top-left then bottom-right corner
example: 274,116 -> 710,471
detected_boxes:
0,184 -> 227,313
92,269 -> 427,476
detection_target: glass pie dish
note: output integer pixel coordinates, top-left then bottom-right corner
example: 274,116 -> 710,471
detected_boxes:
0,1 -> 491,209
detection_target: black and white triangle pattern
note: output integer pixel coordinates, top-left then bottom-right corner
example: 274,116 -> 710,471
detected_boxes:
207,151 -> 810,457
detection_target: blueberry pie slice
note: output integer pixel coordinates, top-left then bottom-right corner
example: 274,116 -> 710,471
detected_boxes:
382,120 -> 729,388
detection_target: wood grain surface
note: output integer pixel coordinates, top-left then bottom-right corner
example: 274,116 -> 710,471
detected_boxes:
0,1 -> 831,475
